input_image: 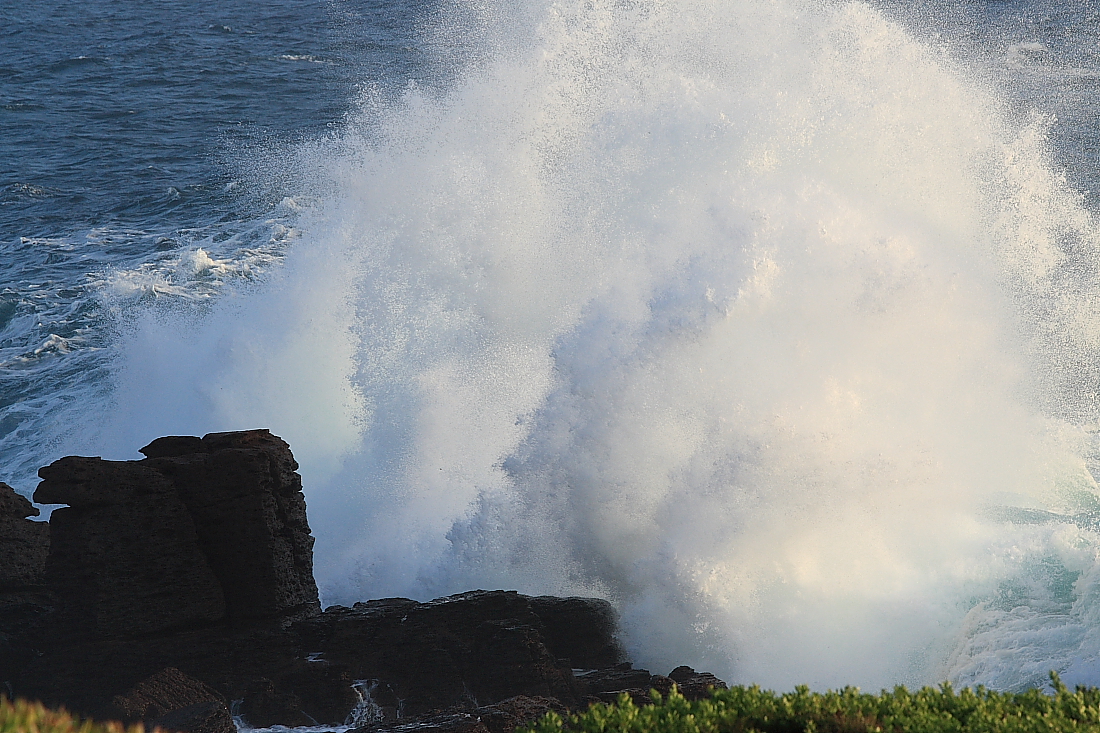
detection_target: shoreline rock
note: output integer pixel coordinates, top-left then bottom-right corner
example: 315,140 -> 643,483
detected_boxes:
0,431 -> 726,732
0,480 -> 51,695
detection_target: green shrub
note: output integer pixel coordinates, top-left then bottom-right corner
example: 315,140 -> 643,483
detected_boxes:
0,697 -> 149,733
528,673 -> 1100,733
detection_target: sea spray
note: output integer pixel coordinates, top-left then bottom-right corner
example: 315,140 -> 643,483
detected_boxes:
78,0 -> 1100,692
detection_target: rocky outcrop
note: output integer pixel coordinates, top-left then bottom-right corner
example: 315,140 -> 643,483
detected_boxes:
138,430 -> 320,624
528,596 -> 623,670
34,429 -> 319,641
2,430 -> 727,733
36,457 -> 228,639
291,590 -> 605,719
10,430 -> 325,721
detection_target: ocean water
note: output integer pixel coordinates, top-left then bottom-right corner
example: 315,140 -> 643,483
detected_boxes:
5,0 -> 1100,694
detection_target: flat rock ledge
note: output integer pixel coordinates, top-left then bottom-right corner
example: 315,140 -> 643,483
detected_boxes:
0,431 -> 726,733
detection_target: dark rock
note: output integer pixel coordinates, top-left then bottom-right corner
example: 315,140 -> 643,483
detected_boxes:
139,436 -> 206,459
353,695 -> 568,733
295,590 -> 578,716
0,482 -> 49,590
237,677 -> 317,728
31,429 -> 319,639
0,482 -> 39,519
111,667 -> 233,733
528,596 -> 625,670
151,701 -> 235,733
478,695 -> 570,733
234,662 -> 359,728
37,459 -> 226,639
359,709 -> 489,733
471,618 -> 574,703
13,622 -> 352,724
649,675 -> 675,698
573,663 -> 654,697
0,589 -> 53,693
12,430 -> 325,719
143,429 -> 320,624
667,666 -> 727,700
573,664 -> 728,706
0,482 -> 53,691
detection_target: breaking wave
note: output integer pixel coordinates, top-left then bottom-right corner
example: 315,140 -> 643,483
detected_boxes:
66,0 -> 1100,692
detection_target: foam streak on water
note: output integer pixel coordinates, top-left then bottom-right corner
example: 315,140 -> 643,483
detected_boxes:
63,0 -> 1100,692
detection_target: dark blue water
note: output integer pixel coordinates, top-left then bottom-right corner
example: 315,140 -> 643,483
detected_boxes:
0,0 -> 425,482
1,0 -> 421,234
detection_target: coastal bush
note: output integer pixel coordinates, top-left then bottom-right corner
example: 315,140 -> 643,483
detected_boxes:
0,697 -> 148,733
528,673 -> 1100,733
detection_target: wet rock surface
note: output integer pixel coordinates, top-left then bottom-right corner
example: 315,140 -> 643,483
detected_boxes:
294,591 -> 590,717
1,431 -> 728,733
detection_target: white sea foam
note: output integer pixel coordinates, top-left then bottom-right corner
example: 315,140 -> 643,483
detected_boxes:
66,0 -> 1100,691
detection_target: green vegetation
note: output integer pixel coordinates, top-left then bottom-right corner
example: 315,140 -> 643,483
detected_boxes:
0,698 -> 148,733
7,673 -> 1100,733
527,674 -> 1100,733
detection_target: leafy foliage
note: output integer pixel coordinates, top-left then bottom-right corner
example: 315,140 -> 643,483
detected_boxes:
0,698 -> 149,733
527,673 -> 1100,733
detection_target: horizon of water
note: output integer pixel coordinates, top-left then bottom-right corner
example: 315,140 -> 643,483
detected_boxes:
5,0 -> 1100,694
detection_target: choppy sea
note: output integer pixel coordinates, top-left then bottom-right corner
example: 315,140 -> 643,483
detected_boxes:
5,0 -> 1100,694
